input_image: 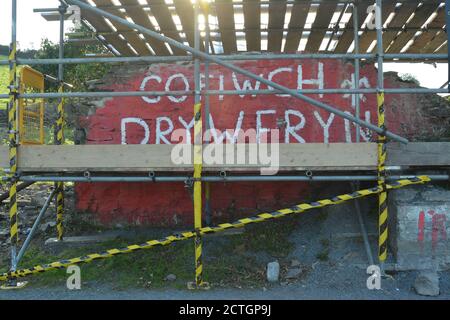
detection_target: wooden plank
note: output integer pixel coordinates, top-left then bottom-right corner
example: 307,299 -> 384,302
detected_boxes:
93,0 -> 152,56
358,2 -> 396,53
215,0 -> 237,53
243,0 -> 261,51
407,6 -> 446,53
1,143 -> 449,173
304,2 -> 338,52
333,2 -> 370,53
267,0 -> 287,52
146,0 -> 185,55
284,1 -> 311,52
422,30 -> 447,53
387,143 -> 450,167
0,144 -> 377,172
79,1 -> 135,56
377,3 -> 418,53
120,0 -> 170,55
386,3 -> 438,53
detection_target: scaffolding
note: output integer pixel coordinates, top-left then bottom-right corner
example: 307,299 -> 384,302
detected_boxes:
1,0 -> 449,288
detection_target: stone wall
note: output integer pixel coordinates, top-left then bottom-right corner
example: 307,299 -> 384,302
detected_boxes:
73,58 -> 450,226
389,184 -> 450,271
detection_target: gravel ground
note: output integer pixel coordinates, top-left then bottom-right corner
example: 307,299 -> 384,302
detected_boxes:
0,265 -> 449,300
0,189 -> 449,300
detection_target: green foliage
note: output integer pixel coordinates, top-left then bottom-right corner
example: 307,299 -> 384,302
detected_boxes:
32,25 -> 111,92
0,55 -> 9,108
400,73 -> 420,86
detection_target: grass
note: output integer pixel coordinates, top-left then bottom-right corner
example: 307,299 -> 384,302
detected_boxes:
0,55 -> 8,108
0,216 -> 301,290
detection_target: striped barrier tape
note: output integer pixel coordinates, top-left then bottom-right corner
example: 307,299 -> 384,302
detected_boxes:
56,84 -> 65,240
192,102 -> 206,288
0,176 -> 431,282
8,41 -> 18,246
377,92 -> 388,262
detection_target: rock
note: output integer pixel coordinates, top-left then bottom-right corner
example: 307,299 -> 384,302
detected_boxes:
39,221 -> 56,232
266,261 -> 280,283
31,196 -> 47,208
290,259 -> 301,267
165,274 -> 177,281
286,267 -> 303,280
414,271 -> 440,296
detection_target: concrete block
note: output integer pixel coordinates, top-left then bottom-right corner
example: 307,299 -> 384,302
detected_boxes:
414,271 -> 440,296
266,261 -> 280,283
390,187 -> 421,203
422,188 -> 450,203
389,185 -> 450,271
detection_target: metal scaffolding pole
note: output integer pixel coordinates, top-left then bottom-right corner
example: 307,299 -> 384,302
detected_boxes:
2,87 -> 448,101
65,0 -> 408,144
375,0 -> 388,269
55,3 -> 66,242
1,53 -> 445,66
353,3 -> 374,266
5,0 -> 20,289
203,1 -> 212,227
15,189 -> 57,266
190,0 -> 207,290
1,87 -> 447,101
17,174 -> 450,183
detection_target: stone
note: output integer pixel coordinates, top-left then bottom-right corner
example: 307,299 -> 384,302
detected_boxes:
286,267 -> 303,280
389,185 -> 450,271
290,259 -> 301,267
31,196 -> 47,208
164,274 -> 177,281
39,221 -> 56,232
286,268 -> 303,280
414,271 -> 440,296
266,261 -> 280,283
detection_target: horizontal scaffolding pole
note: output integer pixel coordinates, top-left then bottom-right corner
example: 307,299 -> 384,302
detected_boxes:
18,175 -> 450,183
1,87 -> 446,100
33,0 -> 444,12
1,54 -> 446,66
69,27 -> 447,37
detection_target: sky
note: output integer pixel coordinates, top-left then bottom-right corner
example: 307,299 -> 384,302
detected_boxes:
0,0 -> 448,91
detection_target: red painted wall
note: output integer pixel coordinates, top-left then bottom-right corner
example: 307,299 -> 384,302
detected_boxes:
75,59 -> 436,226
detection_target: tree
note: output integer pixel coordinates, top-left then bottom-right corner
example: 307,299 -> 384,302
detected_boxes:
32,25 -> 111,92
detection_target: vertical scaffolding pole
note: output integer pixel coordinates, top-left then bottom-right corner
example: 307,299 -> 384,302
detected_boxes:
352,3 -> 374,266
55,4 -> 66,241
446,0 -> 450,93
190,0 -> 208,289
8,0 -> 19,276
375,0 -> 388,267
203,1 -> 212,226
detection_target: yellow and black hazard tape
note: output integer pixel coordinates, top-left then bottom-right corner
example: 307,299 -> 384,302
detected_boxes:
56,84 -> 65,240
377,92 -> 388,262
8,41 -> 18,245
193,102 -> 205,287
0,176 -> 431,282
